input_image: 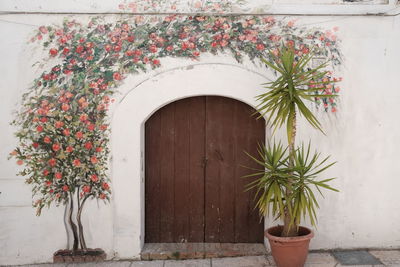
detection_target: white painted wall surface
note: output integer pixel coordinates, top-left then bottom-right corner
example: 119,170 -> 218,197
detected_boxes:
0,1 -> 400,265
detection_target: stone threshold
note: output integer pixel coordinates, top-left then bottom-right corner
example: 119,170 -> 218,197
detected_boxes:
141,243 -> 266,260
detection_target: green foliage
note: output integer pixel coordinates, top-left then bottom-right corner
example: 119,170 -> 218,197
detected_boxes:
255,46 -> 337,144
246,45 -> 340,235
245,142 -> 338,228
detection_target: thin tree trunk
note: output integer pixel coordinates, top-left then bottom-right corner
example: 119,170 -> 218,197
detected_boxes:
63,203 -> 70,249
68,192 -> 79,251
282,109 -> 299,237
77,193 -> 89,251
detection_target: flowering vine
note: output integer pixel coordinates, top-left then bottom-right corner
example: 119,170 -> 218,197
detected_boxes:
9,2 -> 342,251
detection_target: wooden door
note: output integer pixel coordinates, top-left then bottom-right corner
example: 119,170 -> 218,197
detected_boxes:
145,96 -> 265,243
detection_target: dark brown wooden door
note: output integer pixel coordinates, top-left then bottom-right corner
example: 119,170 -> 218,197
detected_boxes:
145,96 -> 265,243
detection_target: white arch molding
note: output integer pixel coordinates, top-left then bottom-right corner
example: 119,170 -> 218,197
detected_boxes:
111,63 -> 272,259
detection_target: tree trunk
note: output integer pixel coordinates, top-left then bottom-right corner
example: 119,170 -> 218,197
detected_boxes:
281,109 -> 298,237
77,194 -> 89,251
68,192 -> 79,251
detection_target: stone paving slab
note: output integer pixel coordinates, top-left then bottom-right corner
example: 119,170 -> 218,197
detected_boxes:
164,259 -> 211,267
212,256 -> 271,267
131,260 -> 164,267
304,252 -> 338,267
332,251 -> 383,266
68,262 -> 132,267
7,250 -> 400,267
370,250 -> 400,266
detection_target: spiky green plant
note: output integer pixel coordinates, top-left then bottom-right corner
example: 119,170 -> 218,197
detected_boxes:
245,142 -> 338,236
247,45 -> 339,237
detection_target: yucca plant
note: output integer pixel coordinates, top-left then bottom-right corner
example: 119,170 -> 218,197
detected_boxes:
246,45 -> 339,237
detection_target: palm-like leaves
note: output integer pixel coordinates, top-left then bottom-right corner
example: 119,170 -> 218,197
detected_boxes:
244,142 -> 290,220
289,142 -> 338,227
255,46 -> 336,144
244,142 -> 338,228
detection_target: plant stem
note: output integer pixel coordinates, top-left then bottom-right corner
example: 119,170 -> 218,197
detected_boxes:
282,108 -> 298,237
68,192 -> 79,251
77,193 -> 89,251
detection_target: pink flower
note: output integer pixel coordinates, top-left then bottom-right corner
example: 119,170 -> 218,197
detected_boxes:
63,129 -> 70,136
91,174 -> 99,182
66,146 -> 73,153
43,136 -> 51,144
55,121 -> 64,128
17,160 -> 23,165
84,142 -> 93,150
75,132 -> 83,139
264,16 -> 275,24
55,172 -> 62,179
52,143 -> 61,152
39,26 -> 48,34
113,72 -> 122,81
90,156 -> 98,164
61,103 -> 70,111
73,159 -> 81,167
102,182 -> 110,190
49,48 -> 58,56
152,59 -> 160,65
48,158 -> 56,167
82,185 -> 91,193
286,40 -> 295,47
87,124 -> 95,131
149,44 -> 158,53
43,169 -> 50,176
62,47 -> 70,55
76,45 -> 84,54
62,185 -> 69,192
256,43 -> 265,51
79,114 -> 88,122
125,50 -> 135,57
105,44 -> 112,52
37,125 -> 43,132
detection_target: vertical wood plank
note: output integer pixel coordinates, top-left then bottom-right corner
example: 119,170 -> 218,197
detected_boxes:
205,96 -> 235,243
233,101 -> 265,243
174,99 -> 191,242
246,105 -> 266,243
159,103 -> 176,242
145,111 -> 161,242
233,100 -> 251,243
188,97 -> 206,242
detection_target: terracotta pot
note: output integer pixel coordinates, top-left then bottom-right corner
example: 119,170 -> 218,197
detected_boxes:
265,225 -> 314,267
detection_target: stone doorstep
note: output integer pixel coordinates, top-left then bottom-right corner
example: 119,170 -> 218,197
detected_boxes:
140,243 -> 266,260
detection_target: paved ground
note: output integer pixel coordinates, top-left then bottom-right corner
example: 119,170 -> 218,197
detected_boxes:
9,250 -> 400,267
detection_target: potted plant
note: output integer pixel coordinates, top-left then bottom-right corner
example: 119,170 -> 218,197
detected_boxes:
244,45 -> 339,267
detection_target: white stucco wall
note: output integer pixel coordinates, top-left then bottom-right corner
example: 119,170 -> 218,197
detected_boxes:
1,1 -> 400,265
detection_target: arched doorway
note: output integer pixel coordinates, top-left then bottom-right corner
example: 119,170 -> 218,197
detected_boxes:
145,96 -> 265,243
